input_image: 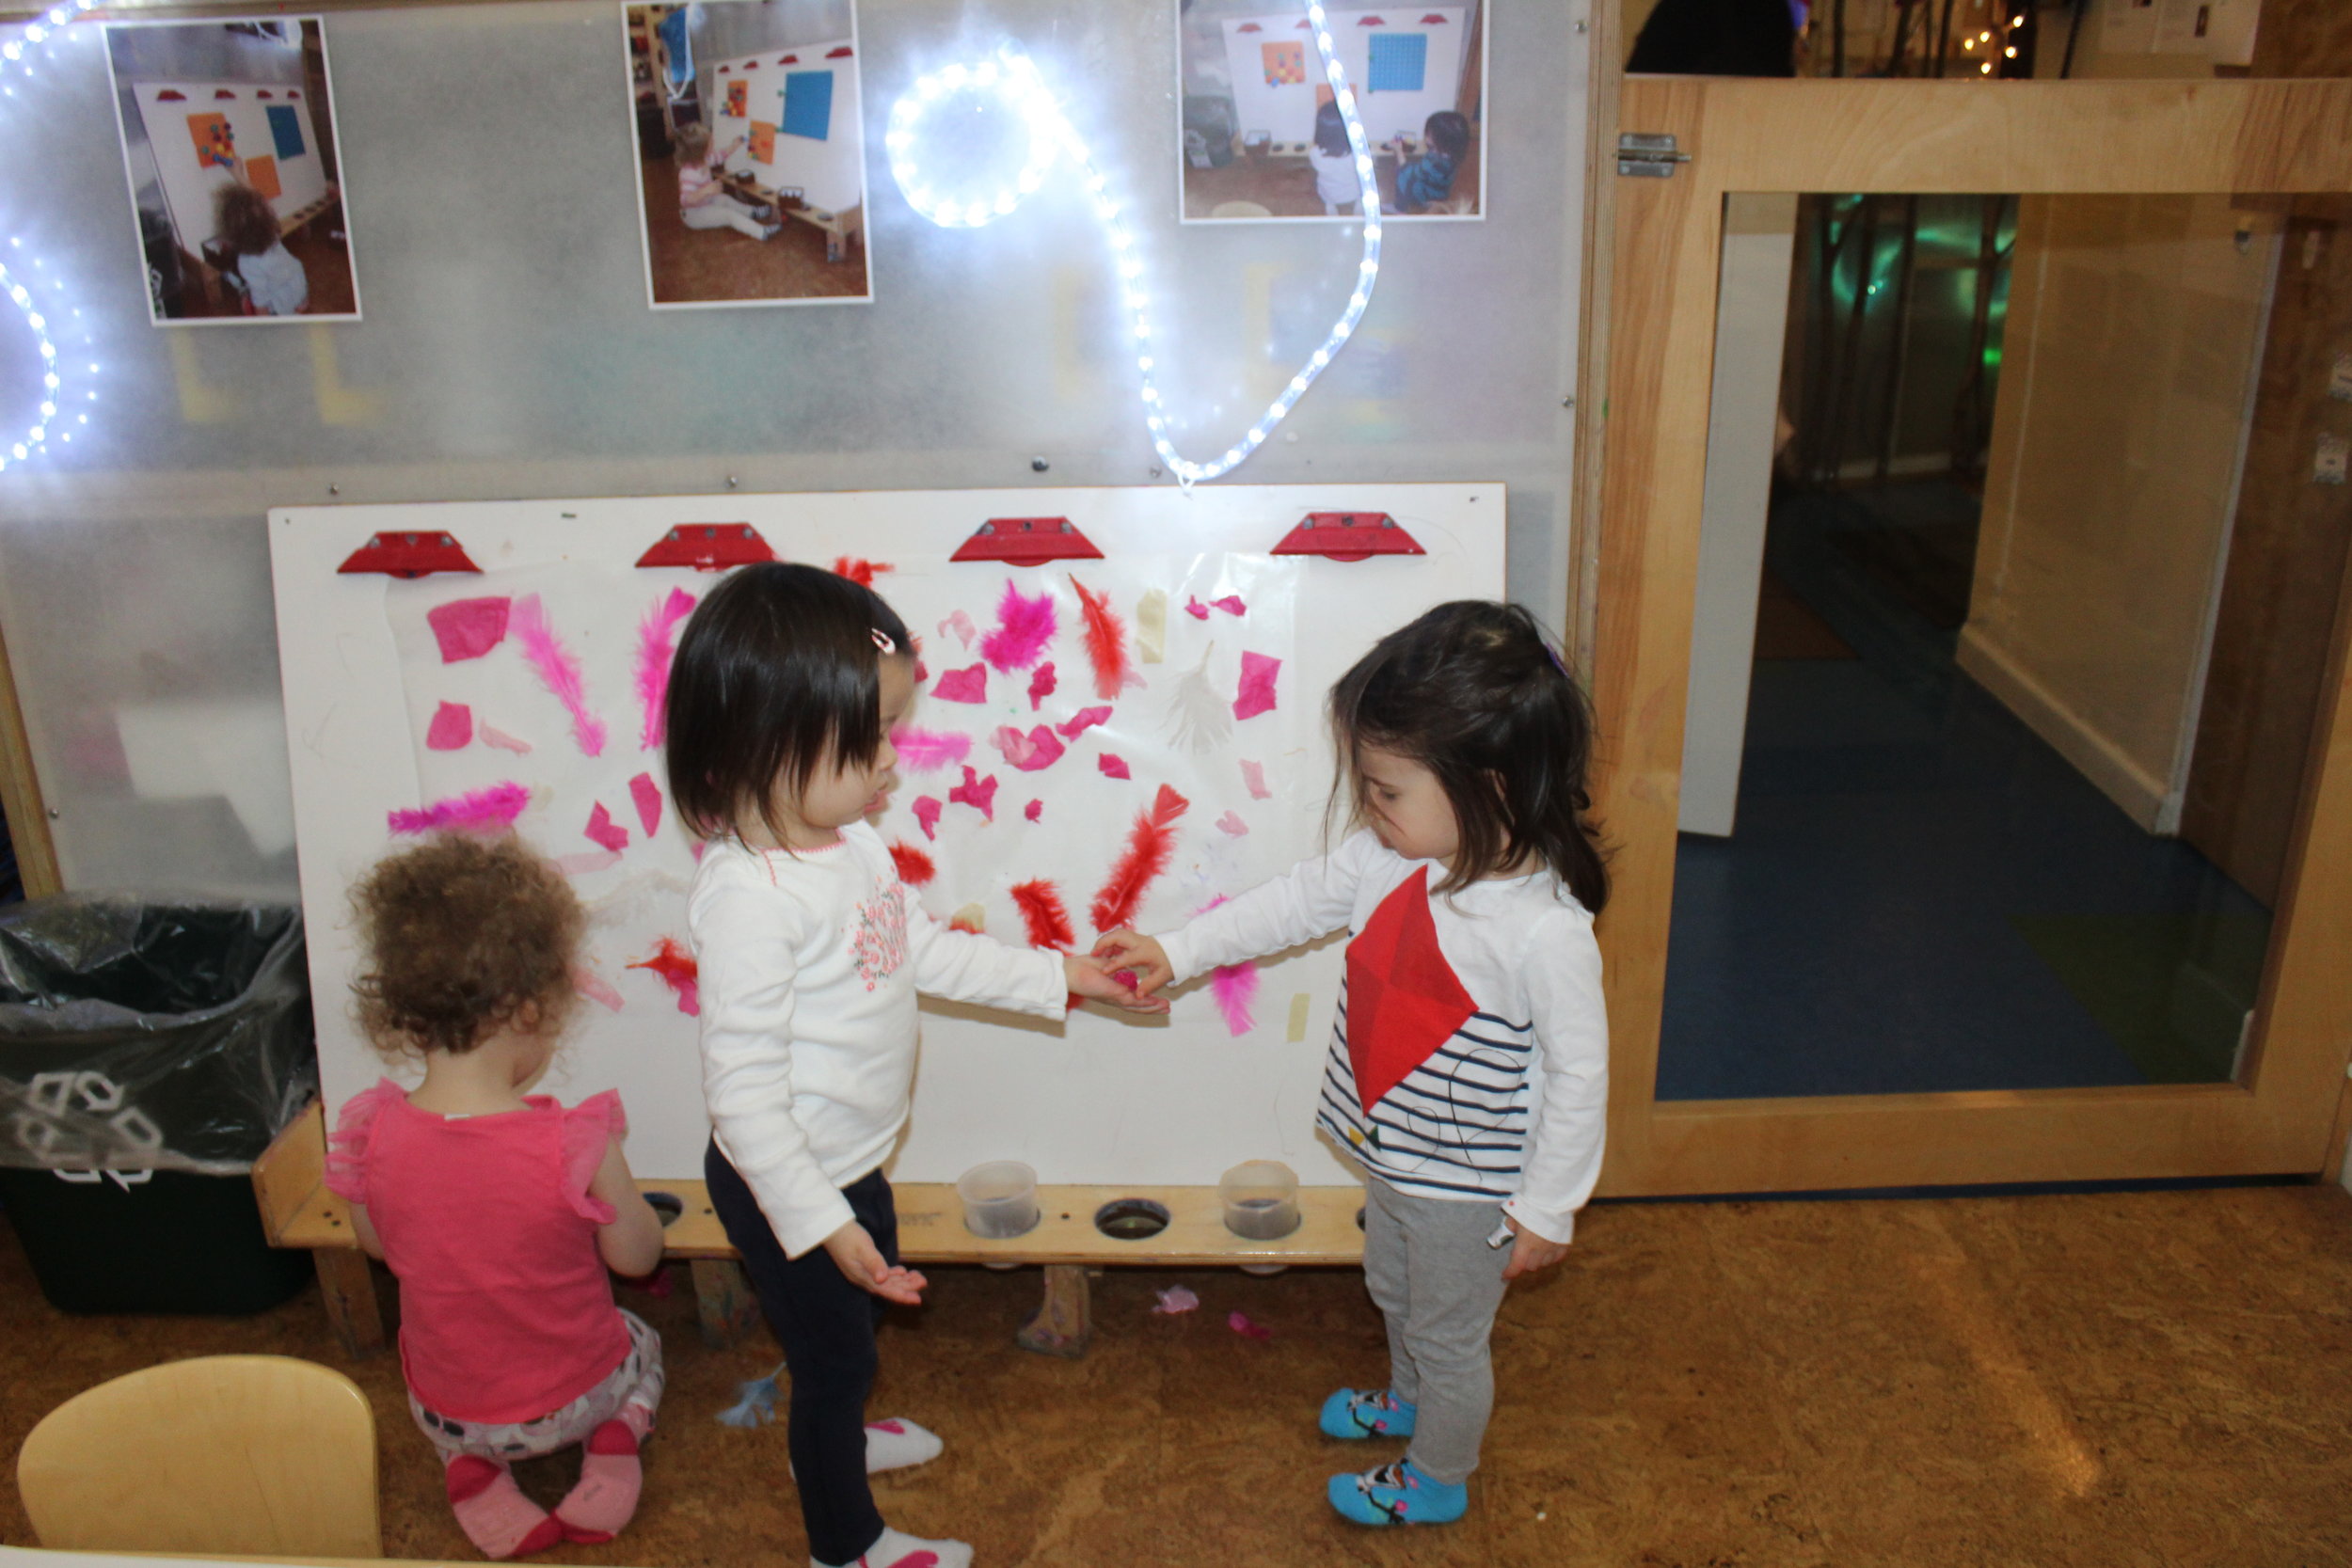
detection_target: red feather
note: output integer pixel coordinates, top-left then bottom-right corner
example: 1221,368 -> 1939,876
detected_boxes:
888,840 -> 936,886
1009,878 -> 1076,951
1071,576 -> 1136,700
833,556 -> 893,587
1089,784 -> 1190,932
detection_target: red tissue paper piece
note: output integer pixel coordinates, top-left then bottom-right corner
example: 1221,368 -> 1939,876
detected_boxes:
1344,868 -> 1478,1117
629,772 -> 663,837
1009,879 -> 1075,951
1241,759 -> 1272,800
584,802 -> 630,852
913,797 -> 944,841
1097,752 -> 1131,780
889,841 -> 936,886
1025,799 -> 1043,823
1089,784 -> 1190,932
572,966 -> 625,1013
635,587 -> 696,751
512,594 -> 607,757
1072,576 -> 1138,700
425,702 -> 473,751
480,722 -> 532,754
427,596 -> 511,663
628,937 -> 701,1016
980,579 -> 1057,673
991,724 -> 1066,772
1027,661 -> 1057,711
833,556 -> 892,587
1057,705 -> 1113,740
1228,1311 -> 1273,1342
931,663 -> 989,704
948,765 -> 999,822
388,783 -> 529,836
892,726 -> 972,773
1232,651 -> 1280,721
1216,811 -> 1248,836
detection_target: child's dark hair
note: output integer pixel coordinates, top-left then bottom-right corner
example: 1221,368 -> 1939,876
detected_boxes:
1330,600 -> 1609,910
1313,99 -> 1351,158
351,833 -> 583,1057
213,182 -> 279,258
664,562 -> 913,844
1423,110 -> 1470,159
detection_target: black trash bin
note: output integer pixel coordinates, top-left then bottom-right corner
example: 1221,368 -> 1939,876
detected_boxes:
0,897 -> 319,1314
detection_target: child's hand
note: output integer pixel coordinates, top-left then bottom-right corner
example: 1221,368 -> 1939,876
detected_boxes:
1500,1214 -> 1569,1281
1089,930 -> 1173,996
823,1220 -> 928,1305
1064,953 -> 1169,1014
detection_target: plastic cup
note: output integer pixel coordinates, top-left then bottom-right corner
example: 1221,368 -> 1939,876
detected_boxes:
956,1161 -> 1040,1239
1219,1160 -> 1301,1241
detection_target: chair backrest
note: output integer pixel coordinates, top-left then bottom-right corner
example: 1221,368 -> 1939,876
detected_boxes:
17,1354 -> 381,1559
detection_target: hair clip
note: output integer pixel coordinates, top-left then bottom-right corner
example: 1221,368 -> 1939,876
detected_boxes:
871,628 -> 898,655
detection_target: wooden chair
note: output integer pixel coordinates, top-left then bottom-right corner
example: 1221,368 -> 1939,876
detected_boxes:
16,1354 -> 381,1558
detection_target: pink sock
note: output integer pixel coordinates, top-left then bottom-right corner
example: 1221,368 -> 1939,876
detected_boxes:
445,1455 -> 565,1560
554,1419 -> 644,1544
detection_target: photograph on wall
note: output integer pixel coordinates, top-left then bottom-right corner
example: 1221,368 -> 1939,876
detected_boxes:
1176,2 -> 1486,224
625,0 -> 872,309
103,18 -> 359,325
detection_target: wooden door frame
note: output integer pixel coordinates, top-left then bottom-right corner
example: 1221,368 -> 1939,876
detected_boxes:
0,610 -> 62,898
1594,77 -> 2352,1195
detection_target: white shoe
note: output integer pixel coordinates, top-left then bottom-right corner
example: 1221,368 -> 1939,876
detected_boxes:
814,1524 -> 973,1568
789,1418 -> 946,1481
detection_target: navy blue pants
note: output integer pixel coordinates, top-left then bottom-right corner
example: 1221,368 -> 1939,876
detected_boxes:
705,1143 -> 897,1567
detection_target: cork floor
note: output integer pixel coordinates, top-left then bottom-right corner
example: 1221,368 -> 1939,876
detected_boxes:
7,1183 -> 2352,1565
637,157 -> 868,306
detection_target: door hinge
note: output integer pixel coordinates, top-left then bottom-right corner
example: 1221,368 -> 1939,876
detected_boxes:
1617,134 -> 1690,178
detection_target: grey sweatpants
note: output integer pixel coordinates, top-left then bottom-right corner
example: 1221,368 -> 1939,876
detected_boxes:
1361,1176 -> 1512,1484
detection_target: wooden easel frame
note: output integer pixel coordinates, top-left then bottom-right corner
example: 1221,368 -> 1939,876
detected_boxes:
1594,78 -> 2352,1196
0,610 -> 62,898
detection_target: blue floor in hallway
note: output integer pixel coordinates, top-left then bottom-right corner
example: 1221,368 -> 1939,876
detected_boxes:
1657,485 -> 2269,1101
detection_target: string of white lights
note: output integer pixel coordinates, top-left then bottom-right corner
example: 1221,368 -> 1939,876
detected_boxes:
1,0 -> 103,475
886,1 -> 1381,487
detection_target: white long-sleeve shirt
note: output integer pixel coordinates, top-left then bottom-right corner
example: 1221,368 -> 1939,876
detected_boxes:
1158,830 -> 1607,1244
687,823 -> 1070,1258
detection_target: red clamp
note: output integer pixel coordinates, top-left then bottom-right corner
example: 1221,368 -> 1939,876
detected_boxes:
1270,512 -> 1425,563
636,524 -> 777,571
336,531 -> 483,579
949,517 -> 1104,565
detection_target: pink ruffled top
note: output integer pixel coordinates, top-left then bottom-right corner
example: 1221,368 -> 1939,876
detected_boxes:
326,1080 -> 633,1424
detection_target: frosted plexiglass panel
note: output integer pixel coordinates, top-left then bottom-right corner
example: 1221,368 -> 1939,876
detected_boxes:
0,0 -> 1584,895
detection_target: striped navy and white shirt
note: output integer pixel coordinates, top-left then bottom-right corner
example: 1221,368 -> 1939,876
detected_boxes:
1158,830 -> 1607,1244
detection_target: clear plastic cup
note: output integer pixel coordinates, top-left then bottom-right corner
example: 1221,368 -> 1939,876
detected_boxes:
1219,1160 -> 1301,1241
955,1161 -> 1041,1239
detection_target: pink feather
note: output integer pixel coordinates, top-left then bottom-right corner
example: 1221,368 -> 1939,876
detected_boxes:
1211,961 -> 1260,1037
635,588 -> 696,751
893,726 -> 973,773
388,783 -> 529,836
979,579 -> 1057,673
511,594 -> 606,757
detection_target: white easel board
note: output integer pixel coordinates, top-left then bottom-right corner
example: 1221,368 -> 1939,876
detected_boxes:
270,484 -> 1502,1188
709,40 -> 865,217
134,81 -> 329,249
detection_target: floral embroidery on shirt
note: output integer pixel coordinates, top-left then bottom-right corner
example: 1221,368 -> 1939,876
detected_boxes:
850,887 -> 910,990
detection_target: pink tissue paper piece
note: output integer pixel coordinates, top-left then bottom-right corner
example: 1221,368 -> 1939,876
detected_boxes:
1228,1311 -> 1273,1342
948,765 -> 999,822
388,782 -> 529,836
511,594 -> 607,757
893,726 -> 973,773
939,609 -> 977,649
1097,752 -> 1131,781
1241,759 -> 1271,800
979,579 -> 1057,673
572,966 -> 626,1012
425,702 -> 472,751
913,797 -> 943,841
634,587 -> 697,751
931,663 -> 989,704
1216,811 -> 1248,836
554,848 -> 624,877
1056,705 -> 1113,741
1152,1285 -> 1200,1315
479,723 -> 532,754
1211,594 -> 1247,616
1027,661 -> 1057,711
991,724 -> 1067,772
426,597 -> 511,663
584,802 -> 630,853
1232,652 -> 1280,721
629,772 -> 663,837
1212,960 -> 1260,1036
1184,595 -> 1213,621
1025,799 -> 1043,823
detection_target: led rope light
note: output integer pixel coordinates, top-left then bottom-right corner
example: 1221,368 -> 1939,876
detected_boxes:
886,2 -> 1381,486
2,0 -> 103,474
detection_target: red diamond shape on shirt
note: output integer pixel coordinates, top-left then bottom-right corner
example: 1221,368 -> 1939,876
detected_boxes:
1344,868 -> 1476,1117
